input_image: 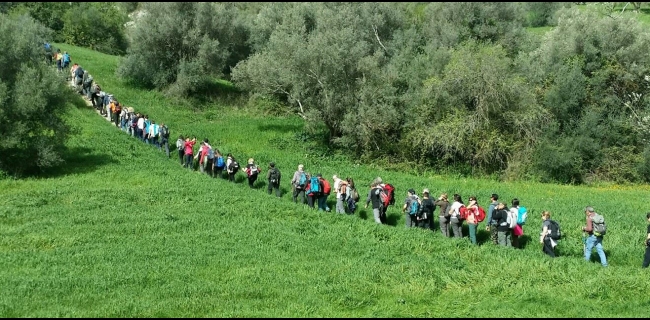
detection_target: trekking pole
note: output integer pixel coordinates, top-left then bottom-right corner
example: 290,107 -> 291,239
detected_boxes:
582,231 -> 587,255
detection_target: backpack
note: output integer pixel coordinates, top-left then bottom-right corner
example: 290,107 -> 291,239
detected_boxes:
383,184 -> 396,205
63,54 -> 70,63
548,220 -> 562,240
229,160 -> 240,172
321,179 -> 331,194
409,198 -> 420,216
298,172 -> 307,189
592,213 -> 607,236
517,206 -> 528,225
507,208 -> 518,229
379,189 -> 390,208
269,168 -> 280,184
215,156 -> 225,168
476,206 -> 486,223
160,126 -> 169,139
247,164 -> 258,177
458,205 -> 468,220
44,43 -> 51,51
207,148 -> 215,160
339,182 -> 347,196
309,176 -> 321,194
351,188 -> 360,202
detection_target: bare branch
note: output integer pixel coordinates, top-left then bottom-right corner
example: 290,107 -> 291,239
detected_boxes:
372,24 -> 388,53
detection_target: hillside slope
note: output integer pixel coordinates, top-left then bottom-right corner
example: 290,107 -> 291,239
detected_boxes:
1,44 -> 650,317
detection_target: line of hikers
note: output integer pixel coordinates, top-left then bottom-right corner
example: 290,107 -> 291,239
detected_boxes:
60,54 -> 650,268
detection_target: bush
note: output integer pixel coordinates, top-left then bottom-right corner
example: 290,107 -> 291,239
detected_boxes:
61,2 -> 128,55
0,14 -> 72,177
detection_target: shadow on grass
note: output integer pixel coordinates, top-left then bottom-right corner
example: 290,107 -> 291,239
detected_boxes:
37,147 -> 115,179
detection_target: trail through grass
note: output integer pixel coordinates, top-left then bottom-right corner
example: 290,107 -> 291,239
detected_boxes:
1,44 -> 650,317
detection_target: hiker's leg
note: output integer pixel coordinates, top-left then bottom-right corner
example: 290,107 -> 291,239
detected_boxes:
543,238 -> 556,257
404,213 -> 412,228
299,190 -> 306,204
275,183 -> 281,197
179,150 -> 184,165
491,227 -> 499,245
373,208 -> 382,224
584,235 -> 595,262
505,231 -> 512,247
439,217 -> 448,237
498,231 -> 507,246
451,222 -> 462,238
336,197 -> 345,214
595,237 -> 608,267
164,141 -> 170,158
469,223 -> 477,244
643,246 -> 650,268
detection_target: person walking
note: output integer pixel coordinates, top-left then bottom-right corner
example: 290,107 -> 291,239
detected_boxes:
582,206 -> 608,267
290,164 -> 307,204
345,177 -> 358,215
159,123 -> 170,158
486,194 -> 499,245
540,211 -> 556,257
435,193 -> 451,237
402,189 -> 420,228
333,175 -> 346,214
184,137 -> 197,169
244,158 -> 261,188
449,194 -> 464,238
418,189 -> 435,230
266,162 -> 281,197
493,202 -> 512,247
643,212 -> 650,268
364,182 -> 384,224
465,196 -> 480,245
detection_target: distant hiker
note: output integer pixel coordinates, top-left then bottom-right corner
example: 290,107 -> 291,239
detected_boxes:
493,202 -> 512,247
62,51 -> 71,68
449,194 -> 465,238
44,42 -> 52,64
345,177 -> 359,214
113,102 -> 122,128
511,198 -> 525,248
418,189 -> 435,230
305,173 -> 318,209
486,194 -> 499,245
402,189 -> 420,228
176,135 -> 185,165
184,137 -> 197,169
143,115 -> 151,143
212,149 -> 225,179
291,164 -> 307,204
435,193 -> 450,237
55,49 -> 62,72
582,206 -> 608,267
159,122 -> 170,158
226,153 -> 239,182
377,181 -> 395,223
119,106 -> 128,131
195,139 -> 211,174
364,182 -> 384,224
267,162 -> 281,197
641,212 -> 650,268
316,174 -> 331,212
74,64 -> 84,86
244,158 -> 261,188
464,196 -> 485,245
333,175 -> 346,214
540,211 -> 557,258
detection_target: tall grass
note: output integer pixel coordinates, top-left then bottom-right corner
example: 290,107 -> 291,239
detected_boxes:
1,44 -> 650,317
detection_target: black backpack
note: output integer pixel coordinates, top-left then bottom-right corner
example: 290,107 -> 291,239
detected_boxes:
269,168 -> 280,184
229,160 -> 240,172
548,220 -> 562,240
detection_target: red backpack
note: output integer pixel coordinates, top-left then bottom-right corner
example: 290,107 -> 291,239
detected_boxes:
476,207 -> 486,222
379,183 -> 395,207
458,205 -> 468,220
321,178 -> 331,195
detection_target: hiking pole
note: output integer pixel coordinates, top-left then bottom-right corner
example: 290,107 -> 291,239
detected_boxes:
582,231 -> 587,256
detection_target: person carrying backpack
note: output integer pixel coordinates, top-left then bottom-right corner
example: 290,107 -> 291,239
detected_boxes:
540,211 -> 558,258
305,173 -> 318,209
465,196 -> 482,245
435,193 -> 451,237
449,194 -> 465,238
226,154 -> 240,182
176,135 -> 185,166
244,158 -> 261,188
486,194 -> 500,245
290,164 -> 307,205
402,189 -> 420,228
492,202 -> 512,247
212,149 -> 225,179
418,189 -> 435,231
643,212 -> 650,268
316,174 -> 331,212
364,182 -> 384,224
184,137 -> 197,170
266,162 -> 281,197
511,198 -> 525,248
195,140 -> 211,174
159,123 -> 170,158
44,42 -> 52,65
345,177 -> 359,214
582,206 -> 608,267
333,175 -> 346,214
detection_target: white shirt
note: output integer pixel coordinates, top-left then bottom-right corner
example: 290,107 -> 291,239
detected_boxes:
333,178 -> 342,199
450,201 -> 463,217
137,117 -> 145,130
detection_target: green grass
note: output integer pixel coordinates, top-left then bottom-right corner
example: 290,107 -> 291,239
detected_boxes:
2,44 -> 650,317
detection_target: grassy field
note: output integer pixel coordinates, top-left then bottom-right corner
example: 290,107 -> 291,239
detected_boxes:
2,44 -> 650,317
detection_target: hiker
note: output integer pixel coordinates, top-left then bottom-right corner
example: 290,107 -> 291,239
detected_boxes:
582,206 -> 608,267
119,106 -> 128,131
290,164 -> 307,204
159,122 -> 170,158
417,189 -> 435,230
82,72 -> 93,97
345,177 -> 359,214
493,202 -> 512,247
377,179 -> 395,223
112,102 -> 122,128
540,211 -> 556,257
194,140 -> 210,174
305,173 -> 318,209
364,182 -> 384,224
333,175 -> 346,214
62,51 -> 71,69
74,64 -> 84,88
266,162 -> 281,197
204,142 -> 215,177
55,49 -> 62,72
402,189 -> 420,228
641,212 -> 650,268
449,194 -> 465,238
317,174 -> 331,212
244,158 -> 261,188
213,149 -> 225,179
486,194 -> 499,245
226,153 -> 240,182
435,193 -> 451,237
511,198 -> 525,248
90,84 -> 101,110
143,115 -> 151,143
184,137 -> 197,169
44,42 -> 52,64
176,135 -> 185,165
464,196 -> 482,245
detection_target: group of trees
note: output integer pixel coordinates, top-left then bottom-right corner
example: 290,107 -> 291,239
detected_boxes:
3,2 -> 650,184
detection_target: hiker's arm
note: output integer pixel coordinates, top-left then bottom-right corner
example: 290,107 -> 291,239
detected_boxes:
365,189 -> 372,206
583,216 -> 593,233
540,225 -> 548,243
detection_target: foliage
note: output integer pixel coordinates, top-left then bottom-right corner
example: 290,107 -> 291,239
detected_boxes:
0,14 -> 72,177
61,2 -> 128,55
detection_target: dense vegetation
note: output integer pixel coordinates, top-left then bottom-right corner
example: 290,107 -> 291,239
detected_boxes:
2,42 -> 650,317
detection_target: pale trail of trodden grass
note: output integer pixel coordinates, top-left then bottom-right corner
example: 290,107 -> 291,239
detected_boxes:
0,43 -> 647,317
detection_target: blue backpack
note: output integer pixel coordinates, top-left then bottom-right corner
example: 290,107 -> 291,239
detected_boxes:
298,172 -> 307,189
517,206 -> 528,225
215,156 -> 225,168
409,199 -> 420,216
63,53 -> 70,63
309,176 -> 321,194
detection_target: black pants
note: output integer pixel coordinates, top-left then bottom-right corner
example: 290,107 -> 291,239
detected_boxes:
643,246 -> 650,268
293,188 -> 306,204
307,195 -> 316,208
214,168 -> 224,179
248,175 -> 257,188
228,172 -> 235,182
543,238 -> 556,258
178,149 -> 184,165
268,180 -> 281,197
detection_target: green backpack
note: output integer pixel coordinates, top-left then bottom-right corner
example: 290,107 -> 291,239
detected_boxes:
592,213 -> 607,236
